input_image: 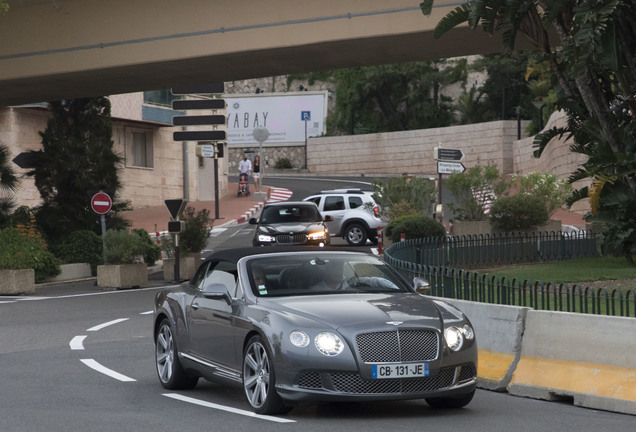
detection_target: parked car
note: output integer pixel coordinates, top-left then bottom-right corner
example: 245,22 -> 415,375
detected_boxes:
249,201 -> 332,247
303,189 -> 387,246
153,247 -> 478,415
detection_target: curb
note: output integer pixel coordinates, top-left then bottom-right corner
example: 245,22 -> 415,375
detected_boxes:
236,201 -> 266,224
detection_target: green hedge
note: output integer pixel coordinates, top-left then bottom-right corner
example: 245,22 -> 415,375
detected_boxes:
385,215 -> 446,243
0,227 -> 60,283
489,194 -> 549,231
53,230 -> 104,275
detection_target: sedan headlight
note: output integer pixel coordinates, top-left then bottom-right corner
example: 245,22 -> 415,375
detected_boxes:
314,332 -> 344,356
462,324 -> 475,341
290,330 -> 310,347
257,234 -> 275,243
307,230 -> 327,241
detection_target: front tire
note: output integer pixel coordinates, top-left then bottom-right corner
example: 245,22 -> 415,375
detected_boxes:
345,223 -> 368,246
425,389 -> 475,409
242,336 -> 291,415
155,319 -> 198,390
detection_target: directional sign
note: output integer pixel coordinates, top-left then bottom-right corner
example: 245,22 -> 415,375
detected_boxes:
91,192 -> 112,214
435,147 -> 464,161
173,130 -> 227,142
172,115 -> 226,126
171,82 -> 224,95
12,152 -> 38,169
172,99 -> 227,110
437,161 -> 466,174
196,144 -> 216,158
165,199 -> 188,220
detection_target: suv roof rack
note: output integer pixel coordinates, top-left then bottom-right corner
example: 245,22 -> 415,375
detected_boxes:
319,188 -> 371,194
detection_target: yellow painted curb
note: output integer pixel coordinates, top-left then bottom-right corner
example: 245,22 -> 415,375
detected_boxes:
510,356 -> 636,402
478,349 -> 515,382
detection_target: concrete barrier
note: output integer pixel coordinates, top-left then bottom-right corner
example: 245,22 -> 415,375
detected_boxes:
439,298 -> 529,390
436,298 -> 636,415
508,310 -> 636,415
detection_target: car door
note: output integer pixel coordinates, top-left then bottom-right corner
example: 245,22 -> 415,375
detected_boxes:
318,195 -> 346,236
186,260 -> 241,373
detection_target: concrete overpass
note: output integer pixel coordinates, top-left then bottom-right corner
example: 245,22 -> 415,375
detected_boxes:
0,0 -> 503,107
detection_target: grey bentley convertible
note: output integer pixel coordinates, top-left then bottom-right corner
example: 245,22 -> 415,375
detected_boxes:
153,247 -> 477,415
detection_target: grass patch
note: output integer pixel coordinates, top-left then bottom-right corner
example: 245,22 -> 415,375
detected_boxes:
477,257 -> 636,289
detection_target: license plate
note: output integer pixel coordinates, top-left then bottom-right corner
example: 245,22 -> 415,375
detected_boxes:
371,362 -> 430,379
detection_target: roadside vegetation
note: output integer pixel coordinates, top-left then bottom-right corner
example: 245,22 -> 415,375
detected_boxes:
477,257 -> 636,292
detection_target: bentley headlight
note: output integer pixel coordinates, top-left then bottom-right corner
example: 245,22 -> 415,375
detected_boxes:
462,324 -> 475,341
444,327 -> 464,351
290,330 -> 310,347
307,230 -> 327,241
314,332 -> 344,356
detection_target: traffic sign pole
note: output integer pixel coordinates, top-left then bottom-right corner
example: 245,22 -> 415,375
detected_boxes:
91,191 -> 113,256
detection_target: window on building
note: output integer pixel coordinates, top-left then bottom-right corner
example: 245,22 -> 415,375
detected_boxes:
126,128 -> 154,168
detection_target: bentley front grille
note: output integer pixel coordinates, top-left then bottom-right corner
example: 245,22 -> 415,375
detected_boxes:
356,330 -> 439,363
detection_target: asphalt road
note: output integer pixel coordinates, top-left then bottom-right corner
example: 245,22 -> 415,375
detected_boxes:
1,176 -> 633,431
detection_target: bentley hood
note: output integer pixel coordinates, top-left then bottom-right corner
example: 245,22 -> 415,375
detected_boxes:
261,293 -> 445,330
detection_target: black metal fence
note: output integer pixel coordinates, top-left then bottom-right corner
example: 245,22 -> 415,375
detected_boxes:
386,230 -> 599,269
384,231 -> 636,318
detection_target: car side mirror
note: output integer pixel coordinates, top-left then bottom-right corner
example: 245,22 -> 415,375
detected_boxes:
249,217 -> 258,225
413,277 -> 430,294
324,215 -> 334,222
203,282 -> 232,303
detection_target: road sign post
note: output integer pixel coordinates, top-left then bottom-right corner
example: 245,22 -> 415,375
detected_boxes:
301,111 -> 310,169
91,191 -> 113,255
165,199 -> 188,282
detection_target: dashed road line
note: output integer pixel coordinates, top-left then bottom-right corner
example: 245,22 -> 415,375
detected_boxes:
80,359 -> 136,382
87,318 -> 129,331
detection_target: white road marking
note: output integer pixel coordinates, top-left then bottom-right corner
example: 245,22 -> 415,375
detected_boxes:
87,318 -> 129,331
140,310 -> 153,315
80,359 -> 136,382
162,393 -> 296,423
70,335 -> 87,350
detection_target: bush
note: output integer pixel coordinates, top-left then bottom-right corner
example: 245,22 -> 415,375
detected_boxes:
446,165 -> 511,221
161,206 -> 213,258
53,230 -> 104,275
0,227 -> 61,283
133,228 -> 161,265
372,176 -> 437,220
102,229 -> 146,265
385,215 -> 446,243
274,157 -> 293,169
489,194 -> 549,231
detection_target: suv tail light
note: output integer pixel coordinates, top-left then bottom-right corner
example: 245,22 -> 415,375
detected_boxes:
373,205 -> 380,218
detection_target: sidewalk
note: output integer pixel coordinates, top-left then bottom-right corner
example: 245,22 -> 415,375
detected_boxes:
121,187 -> 272,233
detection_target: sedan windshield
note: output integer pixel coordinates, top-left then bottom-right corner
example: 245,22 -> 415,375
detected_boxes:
246,254 -> 412,297
260,205 -> 320,224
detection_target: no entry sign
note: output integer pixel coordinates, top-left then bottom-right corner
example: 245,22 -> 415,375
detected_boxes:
91,192 -> 112,214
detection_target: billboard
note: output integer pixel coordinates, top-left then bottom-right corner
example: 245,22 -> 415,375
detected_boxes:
225,91 -> 327,145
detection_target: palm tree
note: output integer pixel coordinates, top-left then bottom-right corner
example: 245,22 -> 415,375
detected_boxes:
421,0 -> 636,261
0,142 -> 19,227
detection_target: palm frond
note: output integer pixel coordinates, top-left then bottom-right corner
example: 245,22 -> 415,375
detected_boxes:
433,4 -> 471,38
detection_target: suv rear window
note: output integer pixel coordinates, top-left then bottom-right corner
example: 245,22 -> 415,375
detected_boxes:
324,196 -> 345,211
348,196 -> 363,209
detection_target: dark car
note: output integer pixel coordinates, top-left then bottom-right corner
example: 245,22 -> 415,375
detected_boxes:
249,201 -> 332,247
153,248 -> 478,415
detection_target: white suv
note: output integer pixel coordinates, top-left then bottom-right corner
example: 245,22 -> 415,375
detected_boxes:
303,189 -> 386,246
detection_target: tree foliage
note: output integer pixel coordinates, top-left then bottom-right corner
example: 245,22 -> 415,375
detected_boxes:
0,142 -> 19,227
327,61 -> 466,135
422,0 -> 636,262
27,98 -> 130,242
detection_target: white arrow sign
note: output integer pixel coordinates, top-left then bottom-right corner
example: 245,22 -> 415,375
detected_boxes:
437,161 -> 466,174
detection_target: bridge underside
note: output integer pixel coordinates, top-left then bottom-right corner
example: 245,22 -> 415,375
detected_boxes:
0,1 -> 507,106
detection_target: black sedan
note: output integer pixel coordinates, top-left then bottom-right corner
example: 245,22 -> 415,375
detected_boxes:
249,201 -> 332,247
153,248 -> 477,415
